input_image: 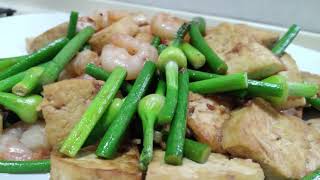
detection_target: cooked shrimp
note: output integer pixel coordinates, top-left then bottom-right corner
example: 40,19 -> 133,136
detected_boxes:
89,17 -> 139,53
132,13 -> 149,26
90,10 -> 109,30
77,16 -> 98,31
107,10 -> 131,25
68,49 -> 100,76
139,25 -> 152,34
0,123 -> 50,160
151,13 -> 185,40
101,34 -> 158,80
58,49 -> 100,80
135,32 -> 153,43
108,10 -> 149,26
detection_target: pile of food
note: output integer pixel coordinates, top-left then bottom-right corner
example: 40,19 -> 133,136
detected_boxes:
0,9 -> 320,180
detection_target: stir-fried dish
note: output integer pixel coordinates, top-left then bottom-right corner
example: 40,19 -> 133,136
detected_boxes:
0,9 -> 320,180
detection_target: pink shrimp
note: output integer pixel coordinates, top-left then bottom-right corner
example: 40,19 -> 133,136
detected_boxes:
100,34 -> 158,80
151,13 -> 185,40
0,123 -> 50,160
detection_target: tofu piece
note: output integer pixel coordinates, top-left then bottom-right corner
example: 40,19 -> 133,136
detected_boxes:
278,53 -> 306,109
206,23 -> 279,48
187,92 -> 231,153
89,17 -> 139,53
205,24 -> 284,79
222,98 -> 320,179
26,22 -> 68,53
280,107 -> 303,118
51,146 -> 141,180
234,24 -> 279,48
146,150 -> 264,180
40,79 -> 103,147
306,118 -> 320,133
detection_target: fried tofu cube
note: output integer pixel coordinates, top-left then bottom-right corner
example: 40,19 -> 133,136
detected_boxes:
187,92 -> 231,153
146,150 -> 264,180
26,22 -> 68,53
222,98 -> 320,179
51,146 -> 141,180
41,79 -> 102,147
205,23 -> 284,79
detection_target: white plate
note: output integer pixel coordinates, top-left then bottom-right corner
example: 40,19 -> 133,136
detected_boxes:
0,12 -> 320,180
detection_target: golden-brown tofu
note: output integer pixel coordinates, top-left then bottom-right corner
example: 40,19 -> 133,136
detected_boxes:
280,107 -> 303,118
89,17 -> 139,53
206,23 -> 279,48
306,118 -> 320,132
26,22 -> 68,53
302,71 -> 320,85
146,150 -> 264,180
51,146 -> 141,180
222,98 -> 320,179
205,23 -> 284,79
187,92 -> 231,153
277,53 -> 306,109
40,79 -> 102,147
135,32 -> 153,43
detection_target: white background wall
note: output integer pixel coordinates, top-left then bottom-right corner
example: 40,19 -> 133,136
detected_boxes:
116,0 -> 319,33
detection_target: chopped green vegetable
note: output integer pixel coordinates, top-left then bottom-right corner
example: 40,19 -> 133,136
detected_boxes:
12,66 -> 44,96
189,20 -> 227,74
0,92 -> 42,123
189,73 -> 248,94
67,11 -> 79,39
85,63 -> 132,93
272,24 -> 301,56
301,169 -> 320,180
188,69 -> 284,97
157,45 -> 187,71
96,61 -> 156,159
158,61 -> 179,123
192,17 -> 206,35
184,139 -> 211,163
165,69 -> 189,165
85,63 -> 110,79
0,72 -> 25,92
181,42 -> 206,69
307,97 -> 320,111
40,27 -> 95,85
60,67 -> 127,157
157,23 -> 189,125
155,79 -> 166,96
0,38 -> 68,81
138,93 -> 165,171
84,98 -> 124,146
0,55 -> 27,72
288,82 -> 318,97
0,160 -> 50,174
261,75 -> 289,106
151,36 -> 161,48
161,131 -> 211,164
0,62 -> 50,92
157,44 -> 167,54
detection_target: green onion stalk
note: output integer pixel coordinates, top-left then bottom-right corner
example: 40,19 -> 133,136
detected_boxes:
0,92 -> 42,123
157,23 -> 189,124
